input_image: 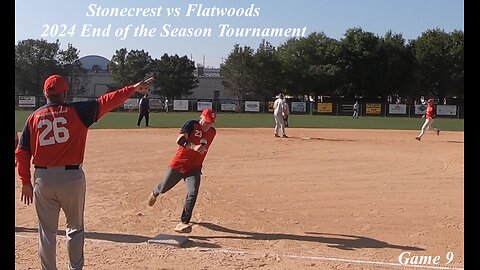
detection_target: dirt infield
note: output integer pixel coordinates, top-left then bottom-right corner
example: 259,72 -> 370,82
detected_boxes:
15,128 -> 464,269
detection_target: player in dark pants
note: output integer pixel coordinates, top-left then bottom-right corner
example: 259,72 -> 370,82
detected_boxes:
148,108 -> 217,233
137,93 -> 150,127
15,74 -> 154,270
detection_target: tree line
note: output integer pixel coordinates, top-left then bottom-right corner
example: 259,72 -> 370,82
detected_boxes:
15,27 -> 463,102
15,40 -> 198,100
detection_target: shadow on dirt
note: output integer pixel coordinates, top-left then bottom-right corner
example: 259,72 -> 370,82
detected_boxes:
15,226 -> 222,248
189,222 -> 424,251
16,226 -> 150,244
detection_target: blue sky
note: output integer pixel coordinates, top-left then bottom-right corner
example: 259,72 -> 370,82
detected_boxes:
15,0 -> 463,68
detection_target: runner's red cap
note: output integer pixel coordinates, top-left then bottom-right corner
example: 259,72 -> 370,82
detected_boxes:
44,75 -> 68,95
201,109 -> 216,123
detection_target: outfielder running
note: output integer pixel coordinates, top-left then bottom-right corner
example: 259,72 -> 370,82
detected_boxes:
415,98 -> 440,141
15,74 -> 154,270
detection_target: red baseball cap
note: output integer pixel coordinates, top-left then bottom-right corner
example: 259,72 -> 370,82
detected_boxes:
201,108 -> 216,123
44,75 -> 68,95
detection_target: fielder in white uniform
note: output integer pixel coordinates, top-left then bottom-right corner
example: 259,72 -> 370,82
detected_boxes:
273,93 -> 288,138
353,101 -> 359,118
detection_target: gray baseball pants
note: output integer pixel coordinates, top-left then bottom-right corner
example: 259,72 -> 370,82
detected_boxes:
34,166 -> 86,270
153,167 -> 201,224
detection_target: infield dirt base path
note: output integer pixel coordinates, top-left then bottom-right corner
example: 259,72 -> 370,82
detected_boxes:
15,128 -> 464,269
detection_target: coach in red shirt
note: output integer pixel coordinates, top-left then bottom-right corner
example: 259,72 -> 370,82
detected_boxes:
15,74 -> 154,270
148,108 -> 217,233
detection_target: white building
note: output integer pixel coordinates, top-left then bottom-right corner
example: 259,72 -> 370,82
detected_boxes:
77,55 -> 234,99
77,55 -> 114,97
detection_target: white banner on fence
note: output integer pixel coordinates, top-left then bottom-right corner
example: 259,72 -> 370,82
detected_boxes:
388,104 -> 407,114
72,97 -> 89,102
437,105 -> 457,116
149,99 -> 163,110
173,100 -> 189,111
291,101 -> 306,112
197,101 -> 213,111
414,104 -> 428,115
221,100 -> 237,111
245,101 -> 260,112
19,96 -> 36,108
123,98 -> 139,110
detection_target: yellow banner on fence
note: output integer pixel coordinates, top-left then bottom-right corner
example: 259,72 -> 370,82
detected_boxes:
366,103 -> 382,114
317,102 -> 332,113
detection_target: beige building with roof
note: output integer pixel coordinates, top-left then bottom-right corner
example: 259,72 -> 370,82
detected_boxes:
77,55 -> 234,99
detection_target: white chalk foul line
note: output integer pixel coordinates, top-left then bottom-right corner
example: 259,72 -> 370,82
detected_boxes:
15,233 -> 145,246
285,253 -> 462,270
196,248 -> 464,270
16,234 -> 464,270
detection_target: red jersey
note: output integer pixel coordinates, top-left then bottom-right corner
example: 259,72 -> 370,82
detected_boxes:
170,120 -> 216,174
426,105 -> 436,119
16,86 -> 136,185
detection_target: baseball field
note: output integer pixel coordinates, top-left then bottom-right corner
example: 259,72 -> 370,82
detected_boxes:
15,112 -> 464,269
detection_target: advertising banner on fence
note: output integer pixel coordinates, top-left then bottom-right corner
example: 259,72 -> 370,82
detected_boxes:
317,102 -> 332,113
341,104 -> 354,113
291,102 -> 306,112
366,103 -> 382,114
245,101 -> 260,112
19,96 -> 36,108
149,99 -> 163,110
123,98 -> 138,110
388,104 -> 407,114
436,105 -> 457,116
72,97 -> 89,102
414,104 -> 428,115
221,100 -> 237,111
174,100 -> 189,111
197,101 -> 213,111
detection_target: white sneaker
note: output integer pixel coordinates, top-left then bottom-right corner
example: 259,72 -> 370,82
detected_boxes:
174,222 -> 192,233
147,192 -> 157,207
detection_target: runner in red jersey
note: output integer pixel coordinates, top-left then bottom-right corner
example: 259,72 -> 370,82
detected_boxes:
15,74 -> 154,270
415,98 -> 441,141
147,108 -> 217,233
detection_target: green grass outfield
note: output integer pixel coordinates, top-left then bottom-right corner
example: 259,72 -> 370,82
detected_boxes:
15,110 -> 464,132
